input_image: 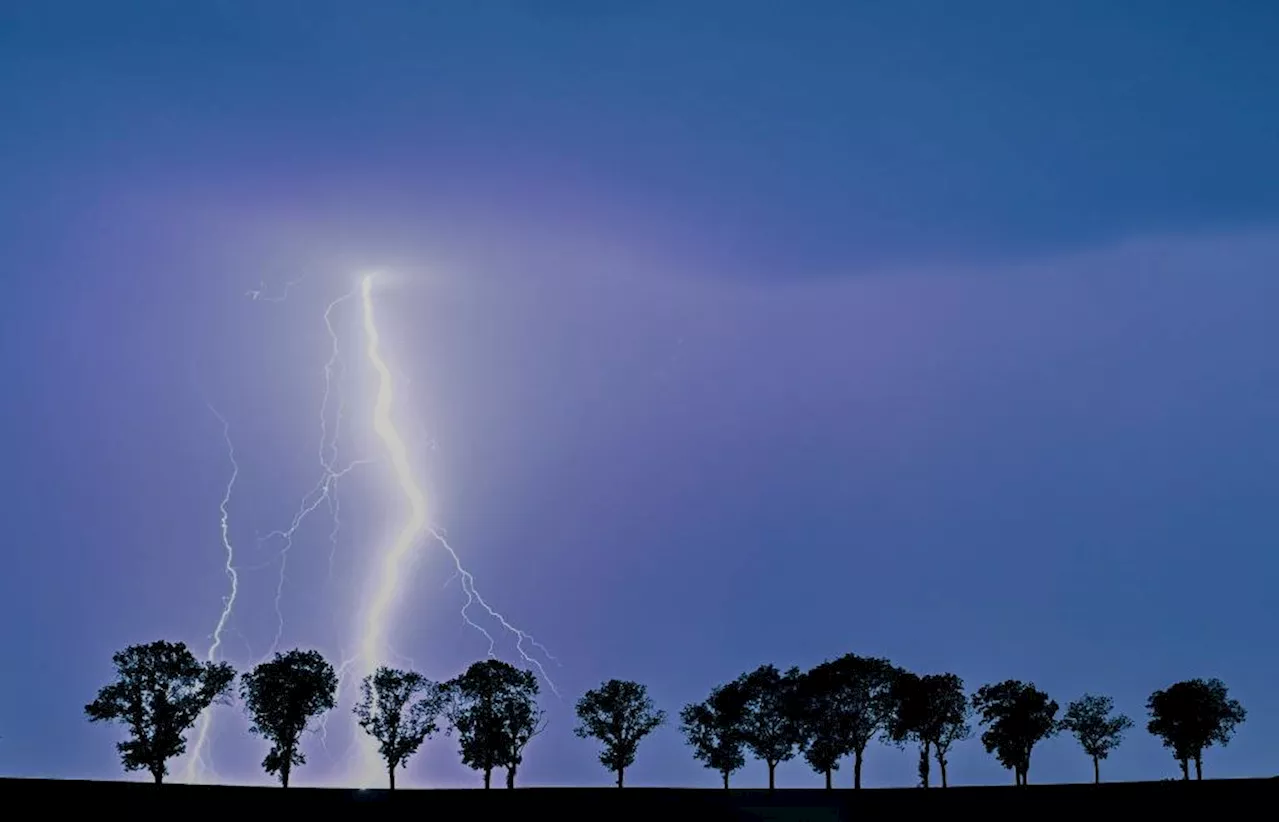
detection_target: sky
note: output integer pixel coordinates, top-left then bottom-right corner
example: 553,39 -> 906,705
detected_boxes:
0,0 -> 1274,789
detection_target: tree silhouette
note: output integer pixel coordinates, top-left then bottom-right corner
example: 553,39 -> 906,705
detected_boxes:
1146,678 -> 1246,781
84,640 -> 235,784
807,654 -> 899,789
354,666 -> 446,790
1058,694 -> 1133,784
573,679 -> 666,788
239,649 -> 337,788
445,659 -> 545,789
889,672 -> 970,788
680,681 -> 748,788
736,664 -> 804,789
972,680 -> 1058,785
794,664 -> 845,788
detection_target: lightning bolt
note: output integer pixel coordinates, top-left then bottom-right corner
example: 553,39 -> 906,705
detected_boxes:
351,272 -> 557,785
183,403 -> 241,784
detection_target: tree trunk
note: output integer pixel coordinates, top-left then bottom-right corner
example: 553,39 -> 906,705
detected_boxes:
483,767 -> 492,789
151,767 -> 164,785
616,767 -> 624,788
853,748 -> 864,789
506,766 -> 517,788
722,771 -> 730,789
936,749 -> 948,789
1194,755 -> 1202,781
920,742 -> 931,788
281,763 -> 290,789
389,765 -> 396,791
823,769 -> 832,790
767,762 -> 776,790
1179,759 -> 1189,781
1093,756 -> 1099,784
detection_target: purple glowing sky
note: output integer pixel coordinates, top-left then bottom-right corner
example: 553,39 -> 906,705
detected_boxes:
0,2 -> 1274,788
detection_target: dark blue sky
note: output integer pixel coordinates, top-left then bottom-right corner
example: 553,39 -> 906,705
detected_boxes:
0,1 -> 1274,788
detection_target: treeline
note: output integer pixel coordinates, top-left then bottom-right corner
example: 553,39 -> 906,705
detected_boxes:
86,641 -> 1247,789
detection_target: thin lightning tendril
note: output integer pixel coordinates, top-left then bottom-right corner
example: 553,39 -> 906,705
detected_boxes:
259,288 -> 374,660
184,404 -> 241,784
246,274 -> 305,302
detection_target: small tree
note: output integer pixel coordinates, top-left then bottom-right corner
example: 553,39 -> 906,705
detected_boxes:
354,666 -> 446,790
809,654 -> 899,788
795,664 -> 844,788
445,659 -> 545,789
890,672 -> 970,788
1146,678 -> 1246,781
85,640 -> 235,783
573,679 -> 667,788
679,681 -> 748,788
972,680 -> 1058,786
240,649 -> 338,787
736,664 -> 804,789
1059,694 -> 1133,783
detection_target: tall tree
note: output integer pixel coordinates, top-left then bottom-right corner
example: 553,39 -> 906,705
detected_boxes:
794,665 -> 845,789
679,681 -> 748,789
1058,694 -> 1133,784
808,654 -> 899,789
736,665 -> 804,789
1146,678 -> 1246,781
889,671 -> 970,788
85,640 -> 235,784
354,666 -> 446,790
239,649 -> 338,788
445,660 -> 545,789
573,679 -> 667,788
971,680 -> 1058,786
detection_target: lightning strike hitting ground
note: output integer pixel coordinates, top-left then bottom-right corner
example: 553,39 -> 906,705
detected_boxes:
184,404 -> 241,784
351,272 -> 557,784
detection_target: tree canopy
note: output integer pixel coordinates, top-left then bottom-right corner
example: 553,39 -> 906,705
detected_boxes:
354,666 -> 446,790
1146,678 -> 1246,781
806,654 -> 899,789
735,664 -> 804,789
239,649 -> 338,787
793,664 -> 847,789
573,678 -> 666,787
889,671 -> 970,788
1059,694 -> 1133,783
445,659 -> 545,789
972,680 -> 1058,785
679,681 -> 748,789
84,640 -> 236,784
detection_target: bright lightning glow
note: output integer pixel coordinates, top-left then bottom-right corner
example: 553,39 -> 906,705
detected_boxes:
352,272 -> 558,785
184,404 -> 241,783
354,272 -> 426,681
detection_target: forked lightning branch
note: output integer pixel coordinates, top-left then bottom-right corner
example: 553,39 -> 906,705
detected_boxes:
184,273 -> 556,786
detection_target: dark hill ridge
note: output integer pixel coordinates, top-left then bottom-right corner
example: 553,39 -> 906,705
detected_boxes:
1,777 -> 1274,818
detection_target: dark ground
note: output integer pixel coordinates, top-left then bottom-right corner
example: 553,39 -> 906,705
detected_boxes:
1,777 -> 1275,818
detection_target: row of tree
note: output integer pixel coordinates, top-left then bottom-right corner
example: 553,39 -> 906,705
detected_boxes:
86,641 -> 1247,789
86,641 -> 545,788
678,657 -> 1244,789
